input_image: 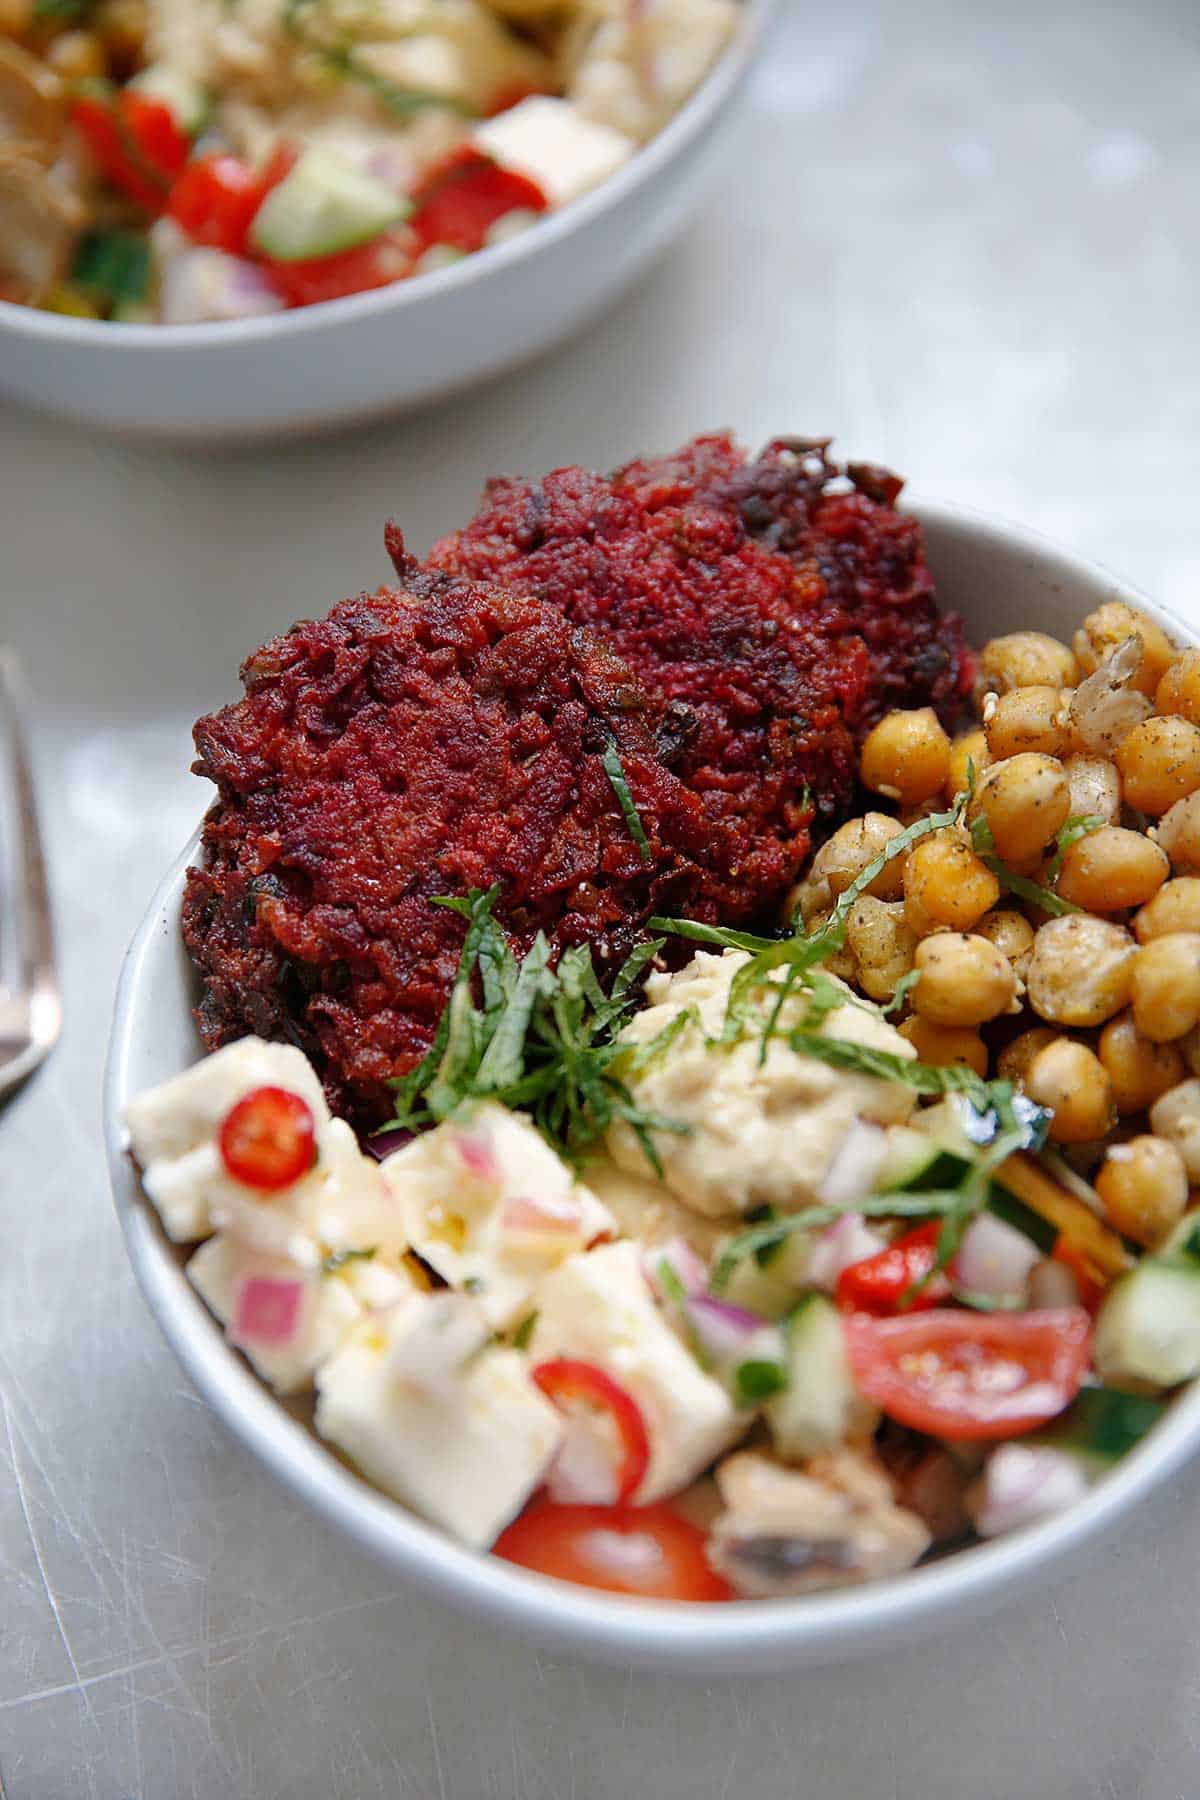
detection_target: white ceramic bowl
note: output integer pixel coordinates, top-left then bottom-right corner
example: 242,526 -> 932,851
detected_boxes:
0,2 -> 769,441
104,501 -> 1200,1673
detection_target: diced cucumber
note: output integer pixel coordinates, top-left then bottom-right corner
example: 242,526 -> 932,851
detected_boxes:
1031,1384 -> 1166,1472
1094,1260 -> 1200,1389
127,66 -> 210,136
720,1254 -> 798,1321
249,149 -> 409,262
1162,1208 -> 1200,1264
877,1124 -> 951,1191
763,1293 -> 876,1460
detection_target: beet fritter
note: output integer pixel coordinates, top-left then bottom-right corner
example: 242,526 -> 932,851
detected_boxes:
421,433 -> 973,888
183,569 -> 751,1125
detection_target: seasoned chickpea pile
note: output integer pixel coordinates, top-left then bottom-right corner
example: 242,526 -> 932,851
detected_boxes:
805,604 -> 1200,1253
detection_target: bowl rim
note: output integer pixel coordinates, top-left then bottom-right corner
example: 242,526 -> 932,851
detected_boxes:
103,499 -> 1200,1672
2,0 -> 772,353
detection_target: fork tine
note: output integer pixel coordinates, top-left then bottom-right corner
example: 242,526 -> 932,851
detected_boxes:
0,649 -> 61,1075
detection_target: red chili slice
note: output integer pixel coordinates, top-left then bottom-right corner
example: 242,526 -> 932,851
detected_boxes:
219,1086 -> 317,1192
409,147 -> 548,255
844,1307 -> 1092,1440
167,153 -> 282,256
494,1497 -> 733,1601
531,1358 -> 650,1505
72,90 -> 189,214
835,1221 -> 952,1315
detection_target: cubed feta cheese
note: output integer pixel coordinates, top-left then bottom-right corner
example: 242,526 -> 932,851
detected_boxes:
472,97 -> 635,209
382,1102 -> 613,1329
315,1292 -> 563,1548
528,1241 -> 747,1502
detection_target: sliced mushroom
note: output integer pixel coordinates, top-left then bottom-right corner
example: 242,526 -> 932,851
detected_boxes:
0,143 -> 88,303
0,40 -> 68,160
707,1448 -> 931,1598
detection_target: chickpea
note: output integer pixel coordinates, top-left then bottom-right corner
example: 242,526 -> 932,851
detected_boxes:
898,1015 -> 988,1076
945,728 -> 991,801
845,896 -> 917,1003
979,631 -> 1078,694
984,686 -> 1068,760
976,909 -> 1036,978
1155,649 -> 1200,726
1181,1026 -> 1200,1078
902,830 -> 1000,935
860,708 -> 951,807
810,813 -> 908,902
1025,914 -> 1136,1027
1114,716 -> 1200,816
1154,792 -> 1200,872
0,0 -> 33,28
1024,1039 -> 1115,1144
1062,754 -> 1122,827
1150,1080 -> 1200,1182
996,1025 -> 1058,1086
1054,826 -> 1168,913
788,872 -> 831,928
1098,1012 -> 1185,1113
1068,637 -> 1153,757
1130,933 -> 1200,1041
805,912 -> 857,981
1095,1137 -> 1188,1247
1134,877 -> 1200,942
911,933 -> 1017,1027
45,30 -> 108,79
973,754 -> 1071,868
1073,601 -> 1176,696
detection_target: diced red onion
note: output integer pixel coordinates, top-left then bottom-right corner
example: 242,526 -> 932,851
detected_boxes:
231,1273 -> 307,1349
499,1192 -> 584,1246
643,1236 -> 707,1300
365,1125 -> 414,1162
160,248 -> 285,325
686,1295 -> 783,1376
817,1120 -> 887,1209
455,1129 -> 499,1182
954,1212 -> 1041,1304
806,1213 -> 889,1291
972,1444 -> 1091,1538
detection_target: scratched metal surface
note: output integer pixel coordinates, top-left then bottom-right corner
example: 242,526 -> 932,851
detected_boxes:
2,0 -> 1199,1792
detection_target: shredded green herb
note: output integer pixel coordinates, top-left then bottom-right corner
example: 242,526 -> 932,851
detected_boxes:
883,967 -> 922,1016
386,887 -> 682,1170
512,1311 -> 537,1350
602,742 -> 652,863
968,813 -> 1084,917
70,230 -> 151,314
1044,813 -> 1107,883
322,1245 -> 378,1273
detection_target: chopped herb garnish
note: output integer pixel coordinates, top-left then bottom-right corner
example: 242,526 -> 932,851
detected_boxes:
968,812 -> 1085,917
387,887 -> 684,1170
1044,813 -> 1107,882
734,1359 -> 788,1407
512,1311 -> 537,1349
712,1193 -> 958,1292
322,1245 -> 378,1273
463,1275 -> 485,1295
883,967 -> 922,1016
602,741 -> 652,863
70,230 -> 151,315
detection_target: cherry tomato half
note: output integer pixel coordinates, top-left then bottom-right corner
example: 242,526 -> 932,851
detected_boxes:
409,147 -> 547,255
835,1221 -> 952,1315
167,153 -> 281,256
219,1086 -> 317,1192
532,1358 -> 650,1504
260,226 -> 415,308
494,1498 -> 733,1602
844,1307 -> 1092,1440
72,90 -> 189,214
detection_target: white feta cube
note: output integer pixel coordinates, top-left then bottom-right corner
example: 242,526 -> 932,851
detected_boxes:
382,1102 -> 613,1329
528,1241 -> 747,1503
315,1292 -> 563,1548
472,97 -> 635,209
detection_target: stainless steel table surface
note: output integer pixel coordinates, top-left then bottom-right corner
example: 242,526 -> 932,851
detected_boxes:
3,1 -> 1198,1793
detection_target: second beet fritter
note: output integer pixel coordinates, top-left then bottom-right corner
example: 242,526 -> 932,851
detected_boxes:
420,433 -> 972,897
183,567 -> 751,1124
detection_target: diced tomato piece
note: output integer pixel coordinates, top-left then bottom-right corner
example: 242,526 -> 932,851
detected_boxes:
844,1307 -> 1092,1441
167,154 -> 280,256
219,1087 -> 317,1192
532,1358 -> 650,1504
494,1498 -> 733,1601
835,1221 -> 952,1315
72,90 -> 189,214
260,227 -> 415,309
409,147 -> 547,255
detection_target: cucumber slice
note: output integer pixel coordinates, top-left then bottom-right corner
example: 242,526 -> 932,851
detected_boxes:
250,149 -> 409,262
763,1293 -> 876,1460
127,66 -> 210,135
1031,1384 -> 1166,1470
1094,1260 -> 1200,1389
1162,1207 -> 1200,1264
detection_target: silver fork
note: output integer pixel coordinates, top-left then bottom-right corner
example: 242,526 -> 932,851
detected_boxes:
0,650 -> 61,1100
